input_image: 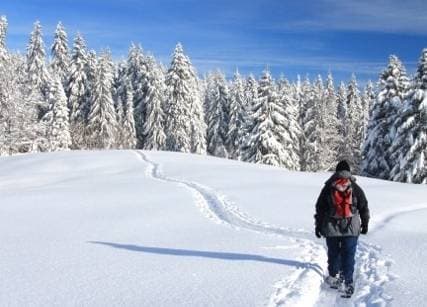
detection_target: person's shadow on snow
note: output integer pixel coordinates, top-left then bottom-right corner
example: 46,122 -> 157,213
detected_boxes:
88,241 -> 323,276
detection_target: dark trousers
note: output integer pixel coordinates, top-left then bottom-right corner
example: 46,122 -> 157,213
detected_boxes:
326,236 -> 358,284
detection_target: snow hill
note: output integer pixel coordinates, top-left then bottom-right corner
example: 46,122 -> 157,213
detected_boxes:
1,150 -> 426,307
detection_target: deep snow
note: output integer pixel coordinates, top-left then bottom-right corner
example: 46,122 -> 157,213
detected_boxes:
0,150 -> 426,306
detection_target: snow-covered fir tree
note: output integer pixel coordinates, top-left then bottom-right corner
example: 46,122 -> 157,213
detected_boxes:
336,81 -> 351,161
126,44 -> 150,145
164,43 -> 206,153
0,16 -> 8,154
120,79 -> 137,149
299,76 -> 321,171
43,77 -> 71,151
390,49 -> 427,183
112,62 -> 128,146
1,53 -> 39,154
243,74 -> 258,119
362,55 -> 409,180
226,70 -> 246,160
67,33 -> 88,149
141,56 -> 166,150
189,82 -> 207,153
127,44 -> 143,91
115,95 -> 125,147
320,72 -> 339,170
0,15 -> 6,47
361,80 -> 377,146
205,71 -> 230,158
127,44 -> 149,108
361,81 -> 375,138
112,62 -> 127,108
85,50 -> 98,113
26,21 -> 50,118
242,70 -> 296,167
0,15 -> 7,62
312,75 -> 327,171
239,74 -> 258,157
296,76 -> 306,131
50,22 -> 69,86
86,53 -> 118,149
346,75 -> 364,173
276,76 -> 301,170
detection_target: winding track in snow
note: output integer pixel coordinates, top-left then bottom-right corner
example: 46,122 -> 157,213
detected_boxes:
133,150 -> 326,307
133,150 -> 427,306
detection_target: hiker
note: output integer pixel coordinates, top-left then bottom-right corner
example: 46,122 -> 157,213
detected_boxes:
314,160 -> 370,298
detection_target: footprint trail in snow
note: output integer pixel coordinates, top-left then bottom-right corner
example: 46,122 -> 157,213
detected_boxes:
134,150 -> 395,306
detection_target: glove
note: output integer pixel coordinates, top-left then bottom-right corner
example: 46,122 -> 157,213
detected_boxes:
315,227 -> 322,238
361,224 -> 368,235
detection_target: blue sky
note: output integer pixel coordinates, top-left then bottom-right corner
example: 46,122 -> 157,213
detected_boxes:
1,0 -> 427,84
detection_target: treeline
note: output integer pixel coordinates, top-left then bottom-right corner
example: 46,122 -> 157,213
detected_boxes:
0,17 -> 426,183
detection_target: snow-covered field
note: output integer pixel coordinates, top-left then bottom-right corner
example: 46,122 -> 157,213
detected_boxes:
0,150 -> 426,306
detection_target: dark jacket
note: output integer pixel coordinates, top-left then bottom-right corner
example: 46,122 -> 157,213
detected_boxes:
315,170 -> 370,237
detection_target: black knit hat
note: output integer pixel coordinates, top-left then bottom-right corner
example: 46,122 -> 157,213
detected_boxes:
336,160 -> 351,172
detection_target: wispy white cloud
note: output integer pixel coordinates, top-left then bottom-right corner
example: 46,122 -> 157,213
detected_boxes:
269,0 -> 427,35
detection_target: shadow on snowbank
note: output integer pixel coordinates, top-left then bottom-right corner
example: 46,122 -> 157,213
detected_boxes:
88,241 -> 323,276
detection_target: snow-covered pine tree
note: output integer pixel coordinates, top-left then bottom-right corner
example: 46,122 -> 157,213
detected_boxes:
0,15 -> 7,62
126,44 -> 142,91
199,75 -> 208,121
112,62 -> 128,147
291,75 -> 304,168
239,74 -> 258,160
244,74 -> 258,117
312,75 -> 327,171
112,61 -> 127,108
189,78 -> 206,154
141,56 -> 166,150
361,81 -> 375,137
276,76 -> 301,170
43,77 -> 71,151
115,95 -> 125,148
226,70 -> 246,160
296,76 -> 307,131
67,33 -> 88,149
164,43 -> 206,153
205,71 -> 230,158
361,56 -> 409,180
85,50 -> 99,119
0,15 -> 6,47
121,79 -> 137,149
50,22 -> 69,86
126,44 -> 150,147
299,76 -> 321,171
345,74 -> 364,173
0,16 -> 7,154
1,52 -> 44,154
389,49 -> 427,183
127,44 -> 148,108
86,53 -> 118,149
242,70 -> 295,167
336,81 -> 351,161
320,72 -> 339,170
26,21 -> 50,118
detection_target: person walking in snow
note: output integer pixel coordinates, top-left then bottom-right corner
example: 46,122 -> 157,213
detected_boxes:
314,160 -> 370,298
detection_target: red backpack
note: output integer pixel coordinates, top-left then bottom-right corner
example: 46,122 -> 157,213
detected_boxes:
331,178 -> 353,218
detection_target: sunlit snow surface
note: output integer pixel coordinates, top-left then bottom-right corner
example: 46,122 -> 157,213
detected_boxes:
0,150 -> 426,306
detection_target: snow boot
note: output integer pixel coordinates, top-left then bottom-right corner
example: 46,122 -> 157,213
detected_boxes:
325,275 -> 342,289
341,282 -> 354,298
